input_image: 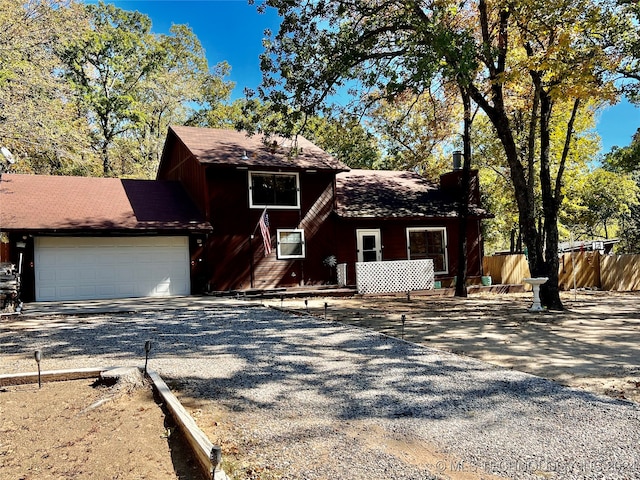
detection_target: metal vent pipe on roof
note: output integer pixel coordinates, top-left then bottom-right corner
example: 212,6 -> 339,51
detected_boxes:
453,150 -> 463,170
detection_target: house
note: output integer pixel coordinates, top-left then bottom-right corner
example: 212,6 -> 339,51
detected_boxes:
157,126 -> 490,292
0,126 -> 490,302
557,239 -> 619,255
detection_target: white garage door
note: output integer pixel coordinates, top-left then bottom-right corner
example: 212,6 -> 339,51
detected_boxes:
35,236 -> 191,301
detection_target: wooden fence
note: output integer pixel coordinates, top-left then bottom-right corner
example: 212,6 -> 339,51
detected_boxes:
558,252 -> 601,290
600,254 -> 640,291
483,254 -> 531,286
483,252 -> 640,292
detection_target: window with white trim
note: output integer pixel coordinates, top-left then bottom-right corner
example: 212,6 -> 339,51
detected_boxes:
249,171 -> 300,209
406,227 -> 448,273
277,229 -> 305,259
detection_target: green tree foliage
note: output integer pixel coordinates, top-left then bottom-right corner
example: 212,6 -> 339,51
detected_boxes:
252,0 -> 628,309
301,116 -> 382,169
617,199 -> 640,253
367,86 -> 462,178
59,1 -> 233,177
605,128 -> 640,173
234,97 -> 383,169
59,2 -> 159,176
603,129 -> 640,252
616,0 -> 640,103
188,95 -> 243,130
561,168 -> 639,240
2,0 -> 235,178
0,0 -> 92,175
473,98 -> 602,254
472,117 -> 521,252
133,26 -> 233,177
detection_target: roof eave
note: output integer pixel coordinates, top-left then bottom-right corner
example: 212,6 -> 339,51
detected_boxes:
1,224 -> 213,234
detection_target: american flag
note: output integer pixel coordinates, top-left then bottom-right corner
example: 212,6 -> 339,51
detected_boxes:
259,208 -> 272,256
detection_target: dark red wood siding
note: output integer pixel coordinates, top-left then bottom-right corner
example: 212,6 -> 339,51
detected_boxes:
157,134 -> 208,217
202,167 -> 338,291
335,217 -> 485,286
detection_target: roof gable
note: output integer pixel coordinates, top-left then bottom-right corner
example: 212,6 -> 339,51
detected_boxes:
0,174 -> 210,231
166,126 -> 350,172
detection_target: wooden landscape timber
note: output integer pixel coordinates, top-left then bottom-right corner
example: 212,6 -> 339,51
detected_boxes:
147,369 -> 228,480
0,366 -> 105,387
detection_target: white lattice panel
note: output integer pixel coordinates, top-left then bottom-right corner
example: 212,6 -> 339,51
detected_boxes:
355,259 -> 434,294
337,263 -> 348,287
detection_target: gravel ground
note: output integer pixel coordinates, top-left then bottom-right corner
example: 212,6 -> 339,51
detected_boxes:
2,302 -> 639,480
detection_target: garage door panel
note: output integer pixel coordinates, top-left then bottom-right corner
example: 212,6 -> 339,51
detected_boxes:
116,268 -> 133,282
153,281 -> 171,295
116,283 -> 137,297
77,285 -> 98,298
37,269 -> 56,282
96,284 -> 117,297
36,252 -> 57,267
99,267 -> 115,282
35,236 -> 190,301
57,286 -> 77,298
80,269 -> 97,280
38,286 -> 56,299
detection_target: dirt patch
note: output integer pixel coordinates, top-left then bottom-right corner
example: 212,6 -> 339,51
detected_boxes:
0,378 -> 205,480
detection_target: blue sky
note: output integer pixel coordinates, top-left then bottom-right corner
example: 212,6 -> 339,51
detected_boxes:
98,0 -> 638,154
99,0 -> 279,99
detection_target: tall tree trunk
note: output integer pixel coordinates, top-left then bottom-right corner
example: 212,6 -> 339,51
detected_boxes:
101,141 -> 111,177
468,1 -> 567,310
537,88 -> 563,309
541,96 -> 580,309
469,85 -> 543,295
455,86 -> 472,297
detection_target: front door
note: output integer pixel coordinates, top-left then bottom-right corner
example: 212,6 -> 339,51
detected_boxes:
356,229 -> 381,263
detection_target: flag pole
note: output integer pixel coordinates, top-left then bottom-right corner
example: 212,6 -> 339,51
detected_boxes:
249,207 -> 269,289
249,233 -> 254,289
252,206 -> 268,236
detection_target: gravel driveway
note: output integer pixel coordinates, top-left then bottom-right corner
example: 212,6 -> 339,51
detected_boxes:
2,301 -> 639,479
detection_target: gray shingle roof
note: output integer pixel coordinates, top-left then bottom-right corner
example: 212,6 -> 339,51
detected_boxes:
335,169 -> 488,219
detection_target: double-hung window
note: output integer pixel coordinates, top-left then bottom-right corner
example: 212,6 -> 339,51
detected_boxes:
406,227 -> 448,274
277,229 -> 305,259
249,171 -> 300,209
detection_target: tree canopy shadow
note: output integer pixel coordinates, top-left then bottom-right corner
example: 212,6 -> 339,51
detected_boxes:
2,302 -> 640,478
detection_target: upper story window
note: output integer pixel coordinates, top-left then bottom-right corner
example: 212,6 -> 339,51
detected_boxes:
249,171 -> 300,209
406,227 -> 448,274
